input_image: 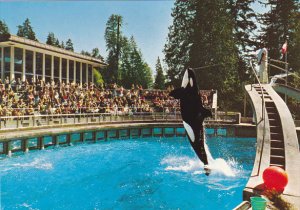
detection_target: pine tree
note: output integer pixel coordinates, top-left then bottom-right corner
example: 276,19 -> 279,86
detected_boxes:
164,0 -> 194,87
228,0 -> 257,56
259,0 -> 299,64
104,14 -> 123,83
65,39 -> 74,51
189,0 -> 240,109
119,37 -> 132,88
91,48 -> 104,60
60,41 -> 65,49
0,20 -> 10,36
154,57 -> 166,89
17,18 -> 38,41
46,32 -> 56,46
55,39 -> 60,47
119,36 -> 153,88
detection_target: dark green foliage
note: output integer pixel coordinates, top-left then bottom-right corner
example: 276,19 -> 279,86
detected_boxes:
154,57 -> 166,89
0,20 -> 9,36
46,32 -> 56,46
228,0 -> 258,56
259,1 -> 300,119
60,41 -> 65,49
17,18 -> 37,41
55,39 -> 60,47
164,0 -> 194,87
104,14 -> 123,83
119,36 -> 153,89
65,39 -> 74,51
165,0 -> 244,111
91,48 -> 104,60
104,15 -> 153,88
81,50 -> 91,56
259,0 -> 299,67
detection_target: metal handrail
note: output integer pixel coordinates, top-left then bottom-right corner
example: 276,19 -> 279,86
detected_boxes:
249,61 -> 266,123
0,111 -> 241,131
249,60 -> 267,175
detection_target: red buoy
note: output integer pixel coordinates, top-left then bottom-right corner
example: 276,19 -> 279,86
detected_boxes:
263,166 -> 288,192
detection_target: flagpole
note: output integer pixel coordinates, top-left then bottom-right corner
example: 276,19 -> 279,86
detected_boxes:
285,38 -> 288,104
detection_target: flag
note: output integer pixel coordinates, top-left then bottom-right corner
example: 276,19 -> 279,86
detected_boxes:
281,41 -> 287,55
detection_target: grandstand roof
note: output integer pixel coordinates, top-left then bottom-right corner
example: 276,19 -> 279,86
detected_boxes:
0,34 -> 107,67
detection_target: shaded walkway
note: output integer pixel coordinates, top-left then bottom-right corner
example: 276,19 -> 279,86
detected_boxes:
244,84 -> 300,207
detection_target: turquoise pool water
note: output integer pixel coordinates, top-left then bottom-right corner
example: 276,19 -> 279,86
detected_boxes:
0,135 -> 256,209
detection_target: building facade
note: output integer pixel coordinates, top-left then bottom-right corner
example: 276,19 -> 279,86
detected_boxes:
0,34 -> 106,85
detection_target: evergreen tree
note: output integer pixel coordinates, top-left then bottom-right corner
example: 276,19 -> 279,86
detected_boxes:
228,0 -> 257,56
119,37 -> 133,88
154,57 -> 166,89
60,41 -> 65,49
259,0 -> 299,65
65,39 -> 74,51
164,0 -> 194,87
81,50 -> 91,56
46,32 -> 56,46
0,20 -> 10,36
165,0 -> 242,110
104,14 -> 123,83
91,48 -> 104,60
289,6 -> 300,76
55,39 -> 60,47
190,0 -> 240,110
119,36 -> 153,88
17,18 -> 38,41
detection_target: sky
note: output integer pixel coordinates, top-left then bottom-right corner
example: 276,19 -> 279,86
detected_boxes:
0,1 -> 267,74
0,1 -> 174,74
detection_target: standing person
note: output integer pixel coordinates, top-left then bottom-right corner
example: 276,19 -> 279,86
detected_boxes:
257,46 -> 268,84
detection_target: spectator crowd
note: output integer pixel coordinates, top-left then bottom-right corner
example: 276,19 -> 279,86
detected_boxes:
0,77 -> 215,117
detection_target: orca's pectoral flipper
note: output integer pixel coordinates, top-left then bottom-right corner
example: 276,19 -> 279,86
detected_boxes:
169,88 -> 184,99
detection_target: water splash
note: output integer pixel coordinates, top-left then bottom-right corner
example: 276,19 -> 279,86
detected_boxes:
161,155 -> 238,177
1,158 -> 53,172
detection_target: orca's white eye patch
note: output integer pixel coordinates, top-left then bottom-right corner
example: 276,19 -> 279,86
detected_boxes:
181,70 -> 189,88
189,78 -> 193,87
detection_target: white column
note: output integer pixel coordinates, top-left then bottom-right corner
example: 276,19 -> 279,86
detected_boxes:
80,62 -> 82,86
10,46 -> 15,81
92,66 -> 94,84
1,47 -> 5,81
22,48 -> 26,82
59,57 -> 62,82
51,55 -> 54,80
33,51 -> 36,82
42,53 -> 45,81
66,59 -> 69,83
86,64 -> 89,84
73,61 -> 76,84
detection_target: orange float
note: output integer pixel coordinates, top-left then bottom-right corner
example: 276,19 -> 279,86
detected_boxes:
263,166 -> 288,192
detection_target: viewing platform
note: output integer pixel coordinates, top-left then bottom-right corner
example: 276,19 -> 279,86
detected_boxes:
244,83 -> 300,208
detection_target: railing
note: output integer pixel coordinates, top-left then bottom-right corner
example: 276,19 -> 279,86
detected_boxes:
249,60 -> 267,175
0,111 -> 242,131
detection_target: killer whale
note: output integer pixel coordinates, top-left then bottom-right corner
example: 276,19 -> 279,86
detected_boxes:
169,68 -> 212,175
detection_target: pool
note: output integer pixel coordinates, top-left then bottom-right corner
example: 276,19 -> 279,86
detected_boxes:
0,134 -> 256,209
